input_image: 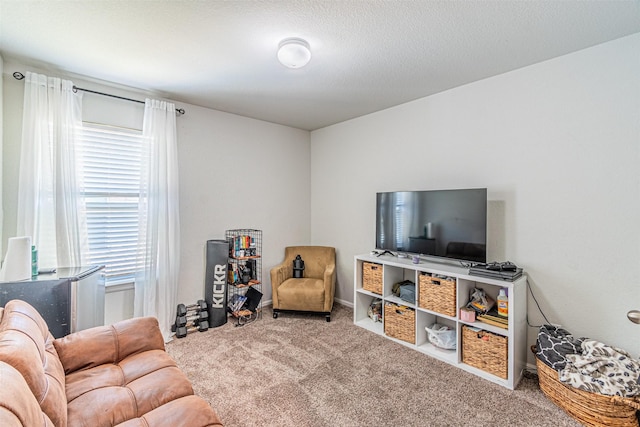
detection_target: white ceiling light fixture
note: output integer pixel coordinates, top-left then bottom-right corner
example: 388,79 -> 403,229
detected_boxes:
277,38 -> 311,69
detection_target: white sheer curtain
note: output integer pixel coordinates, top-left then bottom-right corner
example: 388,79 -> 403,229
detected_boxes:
16,71 -> 86,269
135,99 -> 180,342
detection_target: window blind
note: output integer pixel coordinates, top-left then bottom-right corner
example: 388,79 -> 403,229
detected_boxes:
77,123 -> 147,285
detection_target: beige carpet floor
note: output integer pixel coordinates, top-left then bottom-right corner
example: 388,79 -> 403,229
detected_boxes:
165,304 -> 580,427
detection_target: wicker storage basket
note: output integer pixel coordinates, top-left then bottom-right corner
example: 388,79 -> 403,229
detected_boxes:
462,325 -> 508,379
418,273 -> 456,317
362,262 -> 383,295
384,302 -> 415,344
533,348 -> 640,427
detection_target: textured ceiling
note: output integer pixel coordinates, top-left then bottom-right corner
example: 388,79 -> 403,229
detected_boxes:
1,0 -> 639,130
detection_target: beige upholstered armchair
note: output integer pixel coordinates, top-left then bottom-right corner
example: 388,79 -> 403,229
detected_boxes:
270,246 -> 336,322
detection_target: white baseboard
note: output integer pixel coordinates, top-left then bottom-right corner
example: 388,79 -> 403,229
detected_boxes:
334,297 -> 353,308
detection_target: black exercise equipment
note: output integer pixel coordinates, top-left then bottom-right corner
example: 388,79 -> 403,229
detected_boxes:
175,310 -> 208,328
204,239 -> 230,328
172,300 -> 210,337
176,300 -> 207,317
175,320 -> 209,338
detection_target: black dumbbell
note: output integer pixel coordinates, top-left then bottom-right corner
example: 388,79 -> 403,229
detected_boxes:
195,319 -> 209,331
175,320 -> 209,338
175,310 -> 209,328
176,300 -> 207,317
173,300 -> 209,333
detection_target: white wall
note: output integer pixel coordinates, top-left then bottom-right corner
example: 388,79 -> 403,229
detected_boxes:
176,103 -> 311,307
310,33 -> 640,360
2,61 -> 311,323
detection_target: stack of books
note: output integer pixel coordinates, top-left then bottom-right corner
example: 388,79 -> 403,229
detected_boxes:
476,309 -> 509,329
228,294 -> 247,313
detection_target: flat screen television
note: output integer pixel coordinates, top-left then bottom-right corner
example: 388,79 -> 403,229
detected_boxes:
375,188 -> 487,263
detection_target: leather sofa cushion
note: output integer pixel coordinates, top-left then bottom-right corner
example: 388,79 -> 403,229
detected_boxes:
0,361 -> 54,427
0,302 -> 67,427
54,316 -> 209,426
65,359 -> 196,426
115,395 -> 223,427
53,315 -> 166,374
0,300 -> 223,427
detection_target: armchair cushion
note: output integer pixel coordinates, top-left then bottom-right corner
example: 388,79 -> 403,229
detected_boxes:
276,278 -> 326,312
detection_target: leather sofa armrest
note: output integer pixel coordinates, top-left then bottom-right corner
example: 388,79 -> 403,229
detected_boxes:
53,316 -> 165,375
0,361 -> 51,427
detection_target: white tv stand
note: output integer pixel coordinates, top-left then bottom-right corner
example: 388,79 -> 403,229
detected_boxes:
353,253 -> 527,390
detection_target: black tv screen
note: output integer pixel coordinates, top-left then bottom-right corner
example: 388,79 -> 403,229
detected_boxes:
376,188 -> 487,263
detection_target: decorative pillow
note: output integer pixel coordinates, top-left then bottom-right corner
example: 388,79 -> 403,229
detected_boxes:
536,325 -> 584,371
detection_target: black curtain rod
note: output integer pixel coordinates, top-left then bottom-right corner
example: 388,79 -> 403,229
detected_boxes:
13,72 -> 185,115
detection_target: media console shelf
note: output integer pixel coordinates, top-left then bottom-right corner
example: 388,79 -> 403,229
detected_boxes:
353,254 -> 527,390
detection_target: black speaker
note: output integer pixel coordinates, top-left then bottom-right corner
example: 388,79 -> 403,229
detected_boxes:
204,239 -> 230,328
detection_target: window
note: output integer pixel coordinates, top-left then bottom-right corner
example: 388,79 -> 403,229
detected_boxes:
77,123 -> 146,286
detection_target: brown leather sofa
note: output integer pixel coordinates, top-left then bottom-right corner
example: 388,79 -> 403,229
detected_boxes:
0,299 -> 222,427
271,246 -> 336,321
